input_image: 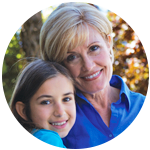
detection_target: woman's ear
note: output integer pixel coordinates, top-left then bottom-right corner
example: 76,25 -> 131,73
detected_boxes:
15,101 -> 27,121
107,34 -> 112,46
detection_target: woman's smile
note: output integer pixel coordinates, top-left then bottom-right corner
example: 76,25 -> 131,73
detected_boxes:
81,69 -> 103,81
64,26 -> 113,94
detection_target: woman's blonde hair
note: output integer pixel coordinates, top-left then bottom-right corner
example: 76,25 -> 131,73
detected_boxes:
40,2 -> 114,63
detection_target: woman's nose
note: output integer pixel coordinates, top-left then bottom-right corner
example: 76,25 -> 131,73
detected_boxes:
53,103 -> 65,117
81,55 -> 95,72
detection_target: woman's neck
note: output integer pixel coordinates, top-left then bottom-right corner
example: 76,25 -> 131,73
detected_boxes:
82,84 -> 119,105
82,84 -> 120,127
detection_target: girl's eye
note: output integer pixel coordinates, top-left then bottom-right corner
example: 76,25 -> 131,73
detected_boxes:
40,100 -> 50,105
63,97 -> 71,102
67,54 -> 77,62
90,45 -> 99,51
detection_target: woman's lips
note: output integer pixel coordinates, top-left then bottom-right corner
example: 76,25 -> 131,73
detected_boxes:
82,70 -> 103,81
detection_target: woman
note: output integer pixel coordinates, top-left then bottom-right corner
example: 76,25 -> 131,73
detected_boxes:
40,2 -> 145,148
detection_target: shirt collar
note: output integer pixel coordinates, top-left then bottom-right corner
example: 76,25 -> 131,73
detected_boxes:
76,88 -> 92,105
76,75 -> 131,111
110,75 -> 130,111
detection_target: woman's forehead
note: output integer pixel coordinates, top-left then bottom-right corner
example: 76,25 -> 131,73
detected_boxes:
68,25 -> 104,51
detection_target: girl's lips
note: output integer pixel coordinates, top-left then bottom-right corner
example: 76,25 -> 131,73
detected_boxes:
82,69 -> 103,81
49,120 -> 68,129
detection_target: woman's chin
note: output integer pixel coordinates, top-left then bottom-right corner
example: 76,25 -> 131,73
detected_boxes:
77,84 -> 106,95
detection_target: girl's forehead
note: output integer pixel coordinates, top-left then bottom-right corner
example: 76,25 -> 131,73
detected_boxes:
37,74 -> 74,93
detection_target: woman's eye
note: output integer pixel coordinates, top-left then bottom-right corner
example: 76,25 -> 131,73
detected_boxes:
63,97 -> 71,102
90,45 -> 99,51
67,54 -> 77,62
40,100 -> 50,105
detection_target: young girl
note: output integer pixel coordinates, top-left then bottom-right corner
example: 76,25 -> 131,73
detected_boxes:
10,59 -> 76,148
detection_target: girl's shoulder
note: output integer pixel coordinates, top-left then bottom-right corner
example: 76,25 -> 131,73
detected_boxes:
32,129 -> 66,148
32,128 -> 59,136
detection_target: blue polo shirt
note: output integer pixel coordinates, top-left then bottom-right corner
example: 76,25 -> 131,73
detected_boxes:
62,75 -> 145,149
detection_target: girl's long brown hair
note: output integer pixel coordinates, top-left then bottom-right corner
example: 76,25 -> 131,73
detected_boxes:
10,59 -> 74,132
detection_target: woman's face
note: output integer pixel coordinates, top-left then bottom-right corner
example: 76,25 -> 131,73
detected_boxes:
29,74 -> 76,138
63,26 -> 113,94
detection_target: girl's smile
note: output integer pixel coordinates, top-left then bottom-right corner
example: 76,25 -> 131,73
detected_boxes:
29,74 -> 76,138
49,120 -> 68,129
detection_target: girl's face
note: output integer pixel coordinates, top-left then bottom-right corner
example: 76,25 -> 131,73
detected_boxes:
63,26 -> 113,95
30,74 -> 76,138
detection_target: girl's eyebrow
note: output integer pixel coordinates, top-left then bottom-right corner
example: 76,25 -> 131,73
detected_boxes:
63,92 -> 74,96
36,92 -> 74,100
36,95 -> 52,100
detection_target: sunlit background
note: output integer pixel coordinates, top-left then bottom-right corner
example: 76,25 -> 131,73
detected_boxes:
2,3 -> 149,103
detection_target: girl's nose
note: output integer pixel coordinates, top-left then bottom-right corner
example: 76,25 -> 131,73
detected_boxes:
53,103 -> 65,117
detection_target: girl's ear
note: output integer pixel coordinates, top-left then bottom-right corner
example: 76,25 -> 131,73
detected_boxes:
15,101 -> 27,121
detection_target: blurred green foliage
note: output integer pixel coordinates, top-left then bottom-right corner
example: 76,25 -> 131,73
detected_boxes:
41,6 -> 57,23
3,32 -> 26,103
2,7 -> 149,104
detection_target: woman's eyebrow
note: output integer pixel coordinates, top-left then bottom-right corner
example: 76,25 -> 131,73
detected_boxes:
67,51 -> 76,54
87,41 -> 100,48
36,95 -> 52,100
